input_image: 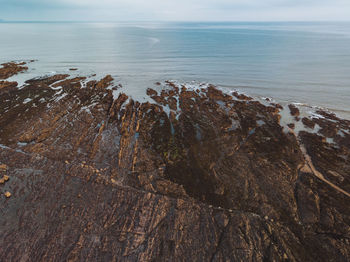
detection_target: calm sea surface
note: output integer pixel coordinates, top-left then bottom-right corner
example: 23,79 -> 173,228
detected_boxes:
1,22 -> 350,118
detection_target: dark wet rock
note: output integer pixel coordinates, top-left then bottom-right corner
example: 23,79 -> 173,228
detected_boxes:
0,62 -> 28,79
85,75 -> 114,90
232,91 -> 253,101
296,180 -> 320,224
271,103 -> 283,110
165,81 -> 179,94
95,75 -> 114,89
319,122 -> 338,138
167,97 -> 177,111
146,88 -> 158,96
302,117 -> 316,129
151,95 -> 166,105
288,104 -> 300,117
112,84 -> 122,91
52,76 -> 86,89
0,80 -> 18,88
288,123 -> 295,129
0,72 -> 349,261
316,110 -> 339,121
299,131 -> 350,192
0,80 -> 18,93
69,68 -> 78,71
25,74 -> 69,86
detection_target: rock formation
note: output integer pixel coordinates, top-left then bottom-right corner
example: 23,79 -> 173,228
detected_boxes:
0,61 -> 28,79
0,64 -> 349,261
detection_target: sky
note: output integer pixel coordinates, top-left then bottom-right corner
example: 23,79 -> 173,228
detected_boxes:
0,0 -> 349,22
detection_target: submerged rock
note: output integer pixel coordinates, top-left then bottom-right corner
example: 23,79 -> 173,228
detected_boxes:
0,66 -> 349,261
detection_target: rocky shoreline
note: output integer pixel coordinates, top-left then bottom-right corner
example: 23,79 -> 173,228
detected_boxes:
0,61 -> 349,261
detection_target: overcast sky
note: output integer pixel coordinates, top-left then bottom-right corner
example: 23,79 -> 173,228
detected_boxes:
0,0 -> 349,21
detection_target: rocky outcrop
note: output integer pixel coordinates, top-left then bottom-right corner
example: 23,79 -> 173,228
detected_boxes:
0,61 -> 28,79
0,69 -> 349,261
288,104 -> 300,117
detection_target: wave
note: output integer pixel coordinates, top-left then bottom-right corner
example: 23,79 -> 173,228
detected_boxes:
148,37 -> 160,46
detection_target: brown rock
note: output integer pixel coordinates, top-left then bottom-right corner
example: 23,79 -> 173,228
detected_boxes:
25,74 -> 69,86
167,97 -> 177,111
232,91 -> 253,101
95,75 -> 114,89
0,65 -> 349,261
51,76 -> 86,89
288,104 -> 300,116
0,81 -> 18,92
271,103 -> 283,110
146,88 -> 158,97
0,62 -> 28,79
302,117 -> 315,129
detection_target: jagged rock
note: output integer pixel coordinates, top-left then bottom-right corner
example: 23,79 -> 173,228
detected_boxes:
232,91 -> 253,101
302,117 -> 316,129
271,103 -> 283,110
146,88 -> 158,96
95,75 -> 114,89
0,62 -> 28,79
167,97 -> 177,111
52,76 -> 86,89
25,74 -> 69,86
288,104 -> 300,116
0,68 -> 349,261
0,81 -> 18,93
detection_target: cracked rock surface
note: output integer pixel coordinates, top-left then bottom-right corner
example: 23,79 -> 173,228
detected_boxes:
0,64 -> 350,261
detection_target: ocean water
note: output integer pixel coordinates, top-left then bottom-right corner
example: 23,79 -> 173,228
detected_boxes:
1,22 -> 350,118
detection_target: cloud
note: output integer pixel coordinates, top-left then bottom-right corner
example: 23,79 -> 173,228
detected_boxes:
0,0 -> 349,21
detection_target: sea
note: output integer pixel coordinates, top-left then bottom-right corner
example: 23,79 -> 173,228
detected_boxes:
1,21 -> 350,118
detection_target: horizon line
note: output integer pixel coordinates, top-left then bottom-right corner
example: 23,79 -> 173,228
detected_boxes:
1,19 -> 350,23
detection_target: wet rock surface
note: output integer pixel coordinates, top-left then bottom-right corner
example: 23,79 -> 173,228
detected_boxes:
0,61 -> 28,79
288,104 -> 300,117
0,68 -> 350,261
